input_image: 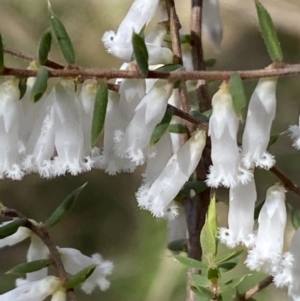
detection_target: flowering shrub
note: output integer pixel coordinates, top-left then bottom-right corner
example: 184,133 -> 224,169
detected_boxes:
1,0 -> 300,301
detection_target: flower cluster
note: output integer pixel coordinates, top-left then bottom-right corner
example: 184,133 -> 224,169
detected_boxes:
0,221 -> 113,298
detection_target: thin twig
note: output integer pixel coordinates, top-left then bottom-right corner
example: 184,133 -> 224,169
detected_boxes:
3,64 -> 300,81
239,276 -> 273,300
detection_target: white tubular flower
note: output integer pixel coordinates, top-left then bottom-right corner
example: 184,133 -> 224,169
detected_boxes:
58,248 -> 113,294
136,129 -> 206,219
78,79 -> 97,157
23,91 -> 55,178
219,177 -> 257,248
0,79 -> 23,180
207,82 -> 251,188
0,276 -> 61,301
102,0 -> 160,61
202,0 -> 223,51
288,115 -> 300,150
51,289 -> 67,301
114,80 -> 173,165
245,184 -> 287,274
288,228 -> 300,300
53,81 -> 88,176
94,90 -> 136,175
242,77 -> 278,169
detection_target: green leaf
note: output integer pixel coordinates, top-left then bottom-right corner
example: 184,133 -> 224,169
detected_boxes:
229,73 -> 247,120
50,14 -> 75,65
219,274 -> 250,293
190,110 -> 209,123
0,218 -> 27,239
215,249 -> 244,264
192,285 -> 214,299
291,209 -> 300,230
178,181 -> 207,198
218,258 -> 239,272
7,259 -> 52,275
64,265 -> 96,289
0,34 -> 4,72
38,30 -> 52,65
204,58 -> 217,68
191,274 -> 210,288
168,124 -> 187,134
174,255 -> 208,270
200,196 -> 218,256
254,200 -> 264,220
155,64 -> 182,72
167,239 -> 188,253
31,67 -> 48,102
164,34 -> 192,44
207,267 -> 220,281
150,108 -> 173,145
45,183 -> 87,228
267,134 -> 280,149
18,78 -> 27,100
255,0 -> 282,62
132,32 -> 149,77
91,81 -> 108,146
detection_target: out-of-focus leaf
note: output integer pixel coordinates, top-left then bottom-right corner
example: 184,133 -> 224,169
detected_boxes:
291,209 -> 300,230
219,274 -> 250,293
190,110 -> 209,123
229,73 -> 246,120
155,64 -> 182,72
207,267 -> 220,281
132,32 -> 148,77
7,259 -> 52,275
174,255 -> 207,270
18,78 -> 27,100
150,108 -> 173,145
50,14 -> 75,65
45,183 -> 87,228
254,200 -> 265,220
168,124 -> 187,134
0,34 -> 4,72
64,265 -> 96,289
268,132 -> 284,149
167,239 -> 188,253
192,285 -> 214,299
204,58 -> 217,68
164,34 -> 192,44
178,181 -> 207,198
191,274 -> 210,288
0,218 -> 27,239
215,249 -> 244,264
31,67 -> 48,102
38,30 -> 52,65
255,0 -> 282,62
91,81 -> 108,146
218,258 -> 239,272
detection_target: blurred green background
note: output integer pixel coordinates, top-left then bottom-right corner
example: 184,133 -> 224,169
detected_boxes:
0,0 -> 300,300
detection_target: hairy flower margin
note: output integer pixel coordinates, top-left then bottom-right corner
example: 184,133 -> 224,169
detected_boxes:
0,222 -> 113,295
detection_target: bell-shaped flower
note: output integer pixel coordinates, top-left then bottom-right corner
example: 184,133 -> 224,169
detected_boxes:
58,248 -> 113,294
203,0 -> 223,51
102,0 -> 160,62
242,76 -> 277,169
114,80 -> 173,165
245,184 -> 287,274
94,90 -> 136,175
52,81 -> 90,176
219,177 -> 257,248
0,276 -> 62,301
288,115 -> 300,150
0,79 -> 23,180
206,82 -> 251,188
136,129 -> 206,219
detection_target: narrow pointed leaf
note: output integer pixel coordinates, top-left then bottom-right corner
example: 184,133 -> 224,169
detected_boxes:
190,110 -> 209,123
174,255 -> 208,270
7,259 -> 52,275
0,218 -> 27,239
219,274 -> 250,293
50,14 -> 75,65
150,108 -> 173,145
64,265 -> 96,289
215,249 -> 244,264
31,67 -> 48,102
0,34 -> 4,72
267,133 -> 280,149
132,32 -> 148,77
45,183 -> 87,228
38,30 -> 52,65
229,73 -> 246,120
291,209 -> 300,230
18,78 -> 27,100
218,258 -> 239,272
255,0 -> 282,62
155,64 -> 182,72
167,239 -> 188,253
168,124 -> 187,134
91,81 -> 108,146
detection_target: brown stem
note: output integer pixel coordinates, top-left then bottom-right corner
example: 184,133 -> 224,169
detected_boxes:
1,208 -> 77,301
239,276 -> 273,300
